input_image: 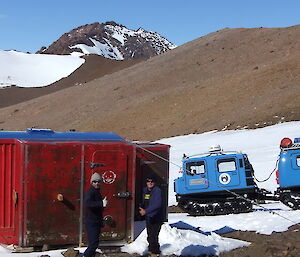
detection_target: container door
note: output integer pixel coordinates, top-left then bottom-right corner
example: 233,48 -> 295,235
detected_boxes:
216,157 -> 240,187
24,143 -> 82,246
86,148 -> 128,242
135,144 -> 169,224
0,143 -> 19,245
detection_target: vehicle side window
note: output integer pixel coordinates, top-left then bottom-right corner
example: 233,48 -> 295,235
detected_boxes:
217,158 -> 237,172
297,155 -> 300,167
186,161 -> 205,175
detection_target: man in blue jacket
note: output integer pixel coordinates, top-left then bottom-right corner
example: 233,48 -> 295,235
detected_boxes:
139,175 -> 163,257
83,173 -> 107,257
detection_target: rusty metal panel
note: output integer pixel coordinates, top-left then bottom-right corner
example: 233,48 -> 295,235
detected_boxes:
0,135 -> 170,247
0,141 -> 21,245
84,142 -> 135,243
23,142 -> 82,246
22,141 -> 136,246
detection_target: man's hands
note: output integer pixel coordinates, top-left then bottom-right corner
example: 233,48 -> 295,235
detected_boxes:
139,207 -> 146,216
102,197 -> 108,207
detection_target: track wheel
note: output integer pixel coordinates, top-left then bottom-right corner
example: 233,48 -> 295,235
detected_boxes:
281,194 -> 298,210
232,202 -> 241,214
240,201 -> 252,213
245,201 -> 253,212
186,202 -> 202,216
194,203 -> 204,216
204,204 -> 215,215
215,203 -> 226,215
179,199 -> 190,211
224,203 -> 232,214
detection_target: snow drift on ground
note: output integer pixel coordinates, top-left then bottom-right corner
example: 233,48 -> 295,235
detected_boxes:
1,122 -> 300,256
0,50 -> 84,88
121,223 -> 250,256
0,223 -> 250,257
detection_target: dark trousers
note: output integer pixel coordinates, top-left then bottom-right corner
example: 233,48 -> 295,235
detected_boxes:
84,222 -> 101,257
146,222 -> 162,254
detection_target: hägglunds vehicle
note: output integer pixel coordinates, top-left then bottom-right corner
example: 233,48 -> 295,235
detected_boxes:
275,137 -> 300,210
175,138 -> 300,216
174,145 -> 265,216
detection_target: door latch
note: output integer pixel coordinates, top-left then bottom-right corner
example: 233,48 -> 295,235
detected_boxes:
115,192 -> 131,198
90,162 -> 106,169
12,190 -> 18,206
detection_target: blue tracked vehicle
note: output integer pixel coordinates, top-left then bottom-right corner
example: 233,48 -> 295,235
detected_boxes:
275,137 -> 300,210
174,145 -> 270,216
175,139 -> 300,216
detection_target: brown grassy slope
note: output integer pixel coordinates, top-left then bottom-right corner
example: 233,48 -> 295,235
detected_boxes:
0,55 -> 142,108
0,26 -> 300,140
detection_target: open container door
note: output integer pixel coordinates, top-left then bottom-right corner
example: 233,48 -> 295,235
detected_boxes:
134,142 -> 170,239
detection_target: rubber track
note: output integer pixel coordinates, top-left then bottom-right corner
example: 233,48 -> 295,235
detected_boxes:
179,199 -> 253,216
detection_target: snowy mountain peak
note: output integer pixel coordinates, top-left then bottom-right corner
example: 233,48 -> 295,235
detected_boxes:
37,22 -> 176,60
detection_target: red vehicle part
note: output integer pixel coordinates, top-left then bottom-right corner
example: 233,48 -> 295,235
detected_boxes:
276,169 -> 280,184
280,138 -> 293,148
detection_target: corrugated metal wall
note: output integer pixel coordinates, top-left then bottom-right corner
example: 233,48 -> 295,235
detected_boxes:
0,143 -> 15,229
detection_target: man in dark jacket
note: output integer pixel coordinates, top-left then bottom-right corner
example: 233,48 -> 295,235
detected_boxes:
84,172 -> 107,257
139,175 -> 163,257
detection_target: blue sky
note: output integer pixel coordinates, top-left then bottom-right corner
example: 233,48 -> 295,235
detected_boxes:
1,0 -> 300,53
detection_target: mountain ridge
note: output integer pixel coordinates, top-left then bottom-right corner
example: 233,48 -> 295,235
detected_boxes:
1,25 -> 300,140
37,21 -> 176,60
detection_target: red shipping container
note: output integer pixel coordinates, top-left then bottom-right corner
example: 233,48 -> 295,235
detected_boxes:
0,129 -> 169,248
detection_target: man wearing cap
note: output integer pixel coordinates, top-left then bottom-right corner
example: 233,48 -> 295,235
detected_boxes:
83,173 -> 108,257
139,175 -> 163,257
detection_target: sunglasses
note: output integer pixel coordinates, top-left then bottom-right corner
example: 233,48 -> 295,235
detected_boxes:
92,180 -> 101,183
146,180 -> 154,183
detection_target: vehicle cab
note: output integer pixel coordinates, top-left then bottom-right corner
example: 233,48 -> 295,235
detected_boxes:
174,145 -> 256,197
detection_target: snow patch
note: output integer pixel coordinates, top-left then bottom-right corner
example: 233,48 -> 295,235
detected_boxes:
71,38 -> 124,60
121,223 -> 250,256
0,50 -> 84,88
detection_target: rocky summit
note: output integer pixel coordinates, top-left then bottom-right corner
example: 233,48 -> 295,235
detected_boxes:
37,21 -> 176,60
